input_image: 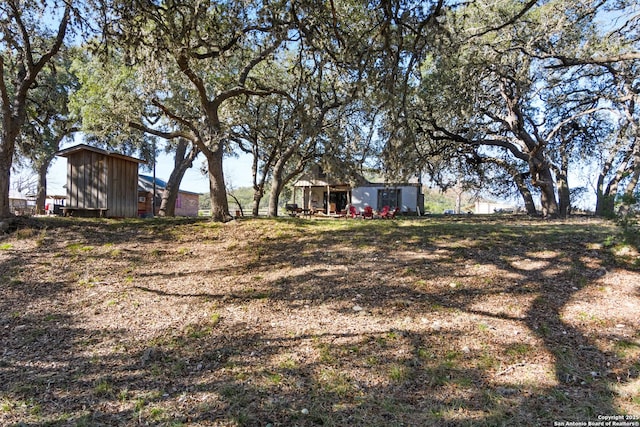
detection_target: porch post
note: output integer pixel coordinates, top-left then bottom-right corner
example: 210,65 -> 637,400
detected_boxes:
327,184 -> 330,215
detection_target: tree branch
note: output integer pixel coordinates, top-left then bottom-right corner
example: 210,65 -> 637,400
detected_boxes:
546,106 -> 609,142
239,34 -> 287,86
8,1 -> 34,67
20,5 -> 71,99
128,121 -> 194,142
151,98 -> 201,140
213,86 -> 287,110
191,35 -> 240,60
468,0 -> 538,40
548,52 -> 640,68
175,53 -> 210,110
430,120 -> 530,162
0,56 -> 11,118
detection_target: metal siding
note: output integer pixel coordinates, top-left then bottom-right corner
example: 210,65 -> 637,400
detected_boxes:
107,157 -> 119,216
125,161 -> 133,216
92,152 -> 100,207
106,156 -> 138,217
84,150 -> 92,208
62,147 -> 141,217
99,156 -> 108,208
66,156 -> 75,207
127,163 -> 139,217
87,151 -> 95,208
77,153 -> 86,208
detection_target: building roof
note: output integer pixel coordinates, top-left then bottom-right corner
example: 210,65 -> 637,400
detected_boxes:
138,174 -> 168,191
9,190 -> 28,200
138,175 -> 201,195
56,144 -> 146,164
294,180 -> 420,188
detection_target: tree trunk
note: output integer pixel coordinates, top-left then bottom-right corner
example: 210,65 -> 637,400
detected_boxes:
159,180 -> 179,217
539,183 -> 559,218
595,148 -> 632,218
36,161 -> 49,214
516,181 -> 537,215
599,178 -> 620,218
618,171 -> 640,218
250,143 -> 265,217
617,146 -> 640,218
556,149 -> 571,219
0,7 -> 70,218
252,188 -> 264,217
557,173 -> 570,219
595,190 -> 616,218
158,141 -> 198,217
0,124 -> 19,218
491,158 -> 537,215
0,153 -> 12,218
534,166 -> 559,218
268,175 -> 282,217
595,172 -> 618,218
205,146 -> 231,222
267,156 -> 292,217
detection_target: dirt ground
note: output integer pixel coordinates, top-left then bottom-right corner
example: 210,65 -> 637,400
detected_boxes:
0,215 -> 639,426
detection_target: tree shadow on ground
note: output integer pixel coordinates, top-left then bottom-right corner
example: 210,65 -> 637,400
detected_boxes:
239,217 -> 638,423
0,216 -> 638,425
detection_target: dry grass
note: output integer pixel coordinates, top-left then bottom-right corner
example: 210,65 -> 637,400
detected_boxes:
0,215 -> 638,426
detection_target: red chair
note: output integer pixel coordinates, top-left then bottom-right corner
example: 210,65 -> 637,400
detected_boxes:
348,205 -> 359,218
362,206 -> 373,219
379,205 -> 390,218
387,207 -> 400,219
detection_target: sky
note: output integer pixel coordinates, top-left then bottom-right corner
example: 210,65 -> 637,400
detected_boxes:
44,148 -> 255,196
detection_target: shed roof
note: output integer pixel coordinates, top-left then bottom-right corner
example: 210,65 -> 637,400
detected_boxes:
56,144 -> 146,164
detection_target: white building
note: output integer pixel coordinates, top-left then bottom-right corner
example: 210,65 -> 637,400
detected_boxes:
474,200 -> 516,214
292,168 -> 424,215
9,190 -> 35,216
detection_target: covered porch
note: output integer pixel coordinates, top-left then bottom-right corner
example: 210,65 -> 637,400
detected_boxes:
292,178 -> 352,216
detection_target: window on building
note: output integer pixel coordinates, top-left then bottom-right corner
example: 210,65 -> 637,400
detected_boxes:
378,189 -> 401,211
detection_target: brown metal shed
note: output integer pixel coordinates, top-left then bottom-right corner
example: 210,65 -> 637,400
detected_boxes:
56,144 -> 146,218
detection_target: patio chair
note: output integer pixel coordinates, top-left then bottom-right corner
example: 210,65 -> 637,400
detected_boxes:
348,205 -> 359,218
362,205 -> 374,219
386,207 -> 400,219
379,205 -> 390,218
